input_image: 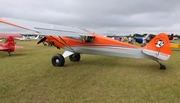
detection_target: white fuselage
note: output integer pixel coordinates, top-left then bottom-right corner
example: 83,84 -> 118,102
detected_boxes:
64,45 -> 155,60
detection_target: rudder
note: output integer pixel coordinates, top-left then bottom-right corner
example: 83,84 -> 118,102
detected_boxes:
142,33 -> 172,60
4,36 -> 15,52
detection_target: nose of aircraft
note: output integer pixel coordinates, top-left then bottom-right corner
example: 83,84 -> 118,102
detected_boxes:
37,37 -> 47,44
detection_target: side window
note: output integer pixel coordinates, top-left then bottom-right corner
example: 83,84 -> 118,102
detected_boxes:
81,36 -> 94,42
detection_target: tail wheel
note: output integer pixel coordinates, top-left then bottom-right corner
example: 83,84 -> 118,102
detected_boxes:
69,53 -> 80,62
51,54 -> 65,66
160,64 -> 166,70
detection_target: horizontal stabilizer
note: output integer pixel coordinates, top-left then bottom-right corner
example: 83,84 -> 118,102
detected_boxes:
15,46 -> 23,49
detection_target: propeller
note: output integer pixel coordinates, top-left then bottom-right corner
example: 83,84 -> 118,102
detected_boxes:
37,37 -> 47,44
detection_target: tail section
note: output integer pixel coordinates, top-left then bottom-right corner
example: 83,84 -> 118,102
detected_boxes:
142,33 -> 171,60
4,36 -> 15,52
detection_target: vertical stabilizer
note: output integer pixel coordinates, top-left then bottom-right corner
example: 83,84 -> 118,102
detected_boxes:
4,36 -> 15,52
142,33 -> 171,60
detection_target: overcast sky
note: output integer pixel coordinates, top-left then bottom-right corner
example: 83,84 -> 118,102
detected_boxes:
1,0 -> 180,35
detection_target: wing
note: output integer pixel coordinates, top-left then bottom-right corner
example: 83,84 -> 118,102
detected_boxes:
0,17 -> 96,54
0,46 -> 9,51
0,33 -> 22,38
0,18 -> 92,37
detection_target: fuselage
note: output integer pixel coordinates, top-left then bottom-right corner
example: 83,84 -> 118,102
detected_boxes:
0,36 -> 15,52
45,33 -> 155,60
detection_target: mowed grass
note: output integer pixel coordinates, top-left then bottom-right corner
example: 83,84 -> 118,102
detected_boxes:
0,40 -> 180,103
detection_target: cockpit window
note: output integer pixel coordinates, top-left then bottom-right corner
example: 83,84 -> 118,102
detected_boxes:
81,36 -> 94,42
66,36 -> 94,42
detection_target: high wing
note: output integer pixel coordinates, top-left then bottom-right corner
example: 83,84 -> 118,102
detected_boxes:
0,18 -> 92,37
0,18 -> 96,57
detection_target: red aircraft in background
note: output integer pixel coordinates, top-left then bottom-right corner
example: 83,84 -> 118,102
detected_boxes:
0,33 -> 23,56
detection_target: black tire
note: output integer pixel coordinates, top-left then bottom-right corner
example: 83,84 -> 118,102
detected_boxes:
51,54 -> 65,66
69,53 -> 80,62
160,65 -> 166,70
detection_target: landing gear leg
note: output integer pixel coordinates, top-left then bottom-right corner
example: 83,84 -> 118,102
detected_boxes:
156,60 -> 166,70
7,50 -> 11,56
69,53 -> 81,62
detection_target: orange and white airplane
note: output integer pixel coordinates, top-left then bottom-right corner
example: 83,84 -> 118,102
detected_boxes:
0,18 -> 172,70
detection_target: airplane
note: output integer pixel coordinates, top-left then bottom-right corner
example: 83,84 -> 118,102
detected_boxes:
133,34 -> 151,46
15,35 -> 31,41
134,33 -> 174,46
29,34 -> 40,40
0,18 -> 172,70
15,34 -> 39,41
0,33 -> 23,56
170,42 -> 180,48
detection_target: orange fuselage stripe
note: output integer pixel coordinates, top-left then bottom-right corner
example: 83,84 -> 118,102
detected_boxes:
45,33 -> 140,49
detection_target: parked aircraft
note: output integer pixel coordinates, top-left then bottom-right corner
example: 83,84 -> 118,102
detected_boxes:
170,42 -> 180,48
29,34 -> 40,40
15,34 -> 39,41
39,32 -> 171,70
0,33 -> 23,56
0,18 -> 172,69
15,35 -> 31,41
134,34 -> 151,46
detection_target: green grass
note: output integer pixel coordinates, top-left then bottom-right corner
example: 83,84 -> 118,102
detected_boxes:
0,40 -> 180,103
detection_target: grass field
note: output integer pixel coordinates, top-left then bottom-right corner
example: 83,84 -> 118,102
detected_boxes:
0,40 -> 180,103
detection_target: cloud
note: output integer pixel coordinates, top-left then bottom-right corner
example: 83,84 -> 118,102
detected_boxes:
1,0 -> 180,35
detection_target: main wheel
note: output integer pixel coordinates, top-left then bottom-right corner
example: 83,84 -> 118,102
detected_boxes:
69,53 -> 80,62
51,54 -> 65,66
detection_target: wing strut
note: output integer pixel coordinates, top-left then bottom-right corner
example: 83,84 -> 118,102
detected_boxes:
49,36 -> 75,52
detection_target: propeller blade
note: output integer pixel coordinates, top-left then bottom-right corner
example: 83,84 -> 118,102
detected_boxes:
37,37 -> 47,44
